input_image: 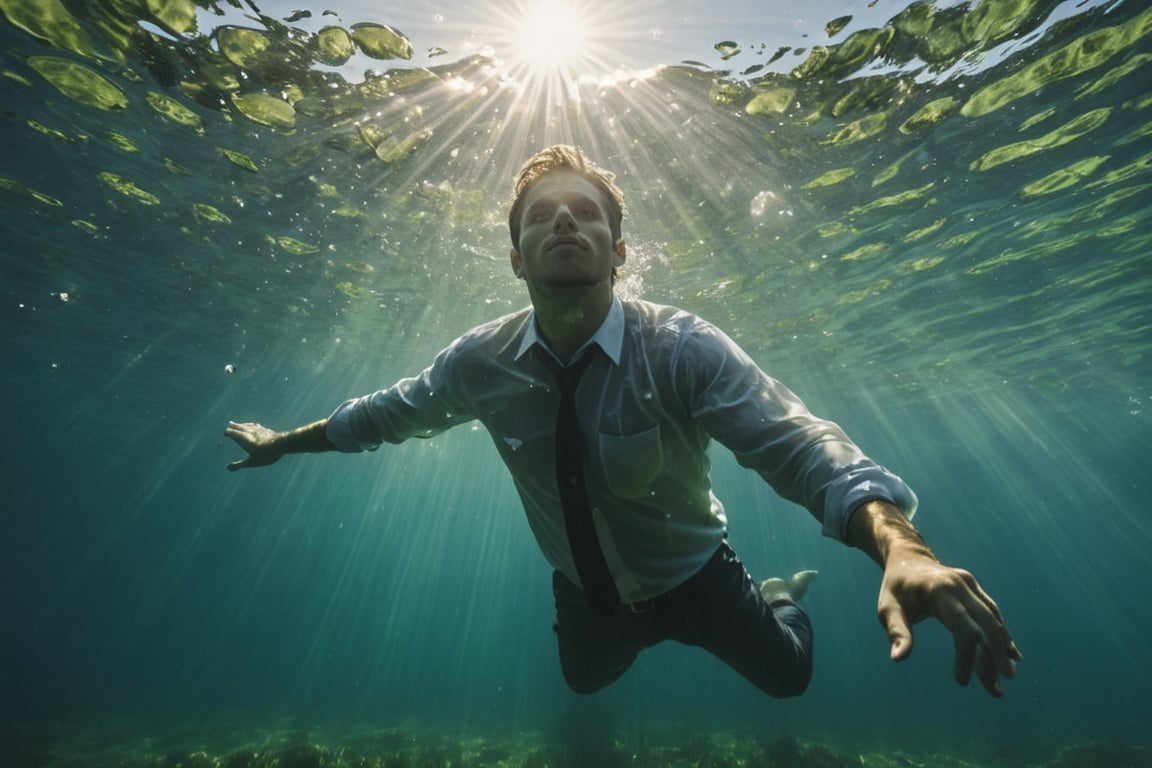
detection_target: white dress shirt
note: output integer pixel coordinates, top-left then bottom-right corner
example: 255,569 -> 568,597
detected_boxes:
328,297 -> 917,602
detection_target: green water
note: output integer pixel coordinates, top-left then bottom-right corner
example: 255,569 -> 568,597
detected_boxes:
2,0 -> 1150,766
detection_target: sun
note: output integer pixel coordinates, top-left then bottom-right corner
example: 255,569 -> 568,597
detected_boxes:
509,0 -> 593,73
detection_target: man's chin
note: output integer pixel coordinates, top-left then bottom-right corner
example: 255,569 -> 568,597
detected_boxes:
540,275 -> 607,291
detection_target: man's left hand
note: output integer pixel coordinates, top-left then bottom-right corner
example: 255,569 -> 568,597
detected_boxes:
878,550 -> 1023,697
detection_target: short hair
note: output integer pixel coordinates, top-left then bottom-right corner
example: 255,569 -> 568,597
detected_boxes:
507,145 -> 625,251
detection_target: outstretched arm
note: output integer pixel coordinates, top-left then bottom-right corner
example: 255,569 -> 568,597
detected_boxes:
848,500 -> 1023,697
224,419 -> 336,471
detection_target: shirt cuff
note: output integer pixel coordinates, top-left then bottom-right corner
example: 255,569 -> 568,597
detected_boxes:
325,398 -> 379,453
821,466 -> 918,543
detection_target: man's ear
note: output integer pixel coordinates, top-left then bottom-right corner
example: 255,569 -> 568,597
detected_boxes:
614,239 -> 627,267
510,248 -> 524,278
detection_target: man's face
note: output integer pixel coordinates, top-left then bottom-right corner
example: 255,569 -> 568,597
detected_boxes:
511,169 -> 624,293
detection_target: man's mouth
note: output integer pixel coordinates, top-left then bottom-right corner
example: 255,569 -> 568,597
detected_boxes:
546,235 -> 585,250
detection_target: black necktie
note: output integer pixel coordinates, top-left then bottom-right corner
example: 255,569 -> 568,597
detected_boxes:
552,349 -> 620,615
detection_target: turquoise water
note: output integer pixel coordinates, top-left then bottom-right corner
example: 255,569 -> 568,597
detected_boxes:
2,0 -> 1150,765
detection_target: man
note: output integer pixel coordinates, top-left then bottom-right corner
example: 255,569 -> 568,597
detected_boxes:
226,145 -> 1021,698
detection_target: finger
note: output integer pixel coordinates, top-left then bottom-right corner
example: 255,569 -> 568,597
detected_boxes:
963,586 -> 1018,678
974,645 -> 1003,698
225,420 -> 256,437
950,614 -> 982,687
226,458 -> 248,471
967,576 -> 1005,625
977,619 -> 1017,680
878,594 -> 914,662
959,569 -> 1002,613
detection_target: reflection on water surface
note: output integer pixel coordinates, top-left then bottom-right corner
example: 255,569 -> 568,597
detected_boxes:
2,0 -> 1147,401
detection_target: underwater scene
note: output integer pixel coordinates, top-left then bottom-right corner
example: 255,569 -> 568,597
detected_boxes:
2,0 -> 1150,765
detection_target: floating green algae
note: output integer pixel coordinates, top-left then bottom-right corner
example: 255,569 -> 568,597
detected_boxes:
221,148 -> 260,173
961,5 -> 1152,117
745,87 -> 794,116
370,128 -> 433,164
802,168 -> 856,189
709,78 -> 745,107
798,27 -> 895,83
894,255 -> 946,275
1018,106 -> 1056,132
828,74 -> 901,118
970,108 -> 1112,171
902,218 -> 948,243
938,231 -> 980,250
900,96 -> 959,134
822,111 -> 888,146
332,205 -> 366,219
27,55 -> 127,110
961,0 -> 1051,49
0,0 -> 99,59
967,234 -> 1084,276
136,0 -> 196,35
216,25 -> 272,69
846,181 -> 937,218
818,220 -> 855,238
314,25 -> 355,66
3,68 -> 32,86
840,242 -> 888,262
146,91 -> 203,132
839,278 -> 892,304
1075,52 -> 1152,100
193,203 -> 231,224
0,176 -> 63,206
1021,155 -> 1110,198
105,130 -> 140,152
351,22 -> 413,60
27,119 -> 72,141
277,236 -> 319,255
871,150 -> 915,187
231,92 -> 297,130
714,40 -> 740,60
1086,151 -> 1152,187
825,15 -> 852,37
98,171 -> 159,204
335,280 -> 365,298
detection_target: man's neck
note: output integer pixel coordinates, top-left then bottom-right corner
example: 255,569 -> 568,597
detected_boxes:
531,288 -> 613,364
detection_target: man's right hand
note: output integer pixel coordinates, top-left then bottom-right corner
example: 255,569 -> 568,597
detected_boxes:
224,421 -> 285,470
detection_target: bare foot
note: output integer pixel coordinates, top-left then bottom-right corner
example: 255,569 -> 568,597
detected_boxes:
760,570 -> 818,604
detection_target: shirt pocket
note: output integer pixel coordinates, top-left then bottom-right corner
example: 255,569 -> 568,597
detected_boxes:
597,425 -> 663,499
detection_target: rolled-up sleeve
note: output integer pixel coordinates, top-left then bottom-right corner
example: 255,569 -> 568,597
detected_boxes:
679,322 -> 917,544
819,463 -> 918,542
326,396 -> 383,452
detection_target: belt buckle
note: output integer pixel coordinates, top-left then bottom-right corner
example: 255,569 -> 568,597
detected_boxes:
627,598 -> 656,614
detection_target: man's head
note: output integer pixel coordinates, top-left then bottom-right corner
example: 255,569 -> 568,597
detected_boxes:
508,146 -> 625,283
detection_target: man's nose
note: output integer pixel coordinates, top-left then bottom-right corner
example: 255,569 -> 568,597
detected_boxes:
553,205 -> 577,230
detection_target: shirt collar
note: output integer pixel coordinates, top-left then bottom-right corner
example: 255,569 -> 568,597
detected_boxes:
515,296 -> 624,365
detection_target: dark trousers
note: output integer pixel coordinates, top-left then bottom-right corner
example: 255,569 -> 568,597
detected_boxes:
552,541 -> 813,698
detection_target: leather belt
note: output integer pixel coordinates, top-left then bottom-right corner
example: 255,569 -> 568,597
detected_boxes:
625,598 -> 657,614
